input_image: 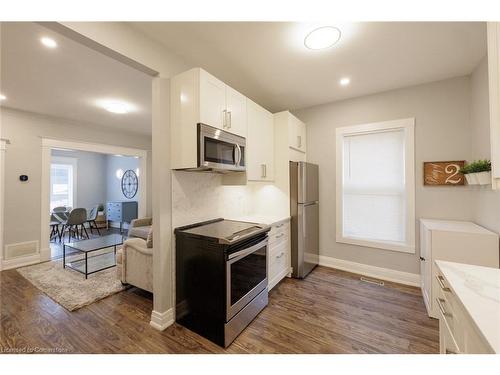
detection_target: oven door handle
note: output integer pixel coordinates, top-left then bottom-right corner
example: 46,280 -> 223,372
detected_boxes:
228,238 -> 268,261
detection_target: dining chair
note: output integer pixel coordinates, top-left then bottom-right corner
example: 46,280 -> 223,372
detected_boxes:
86,205 -> 101,236
59,208 -> 88,242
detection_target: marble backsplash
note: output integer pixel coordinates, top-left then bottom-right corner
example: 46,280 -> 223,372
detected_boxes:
171,171 -> 288,228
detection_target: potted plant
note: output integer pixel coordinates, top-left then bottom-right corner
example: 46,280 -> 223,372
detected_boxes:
460,160 -> 491,185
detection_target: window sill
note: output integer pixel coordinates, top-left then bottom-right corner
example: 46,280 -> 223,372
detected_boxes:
336,235 -> 415,254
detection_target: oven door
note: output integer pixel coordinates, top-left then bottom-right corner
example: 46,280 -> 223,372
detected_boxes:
226,237 -> 268,321
198,123 -> 246,171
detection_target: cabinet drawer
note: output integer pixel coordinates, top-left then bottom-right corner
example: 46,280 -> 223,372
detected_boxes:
269,241 -> 288,279
440,315 -> 460,354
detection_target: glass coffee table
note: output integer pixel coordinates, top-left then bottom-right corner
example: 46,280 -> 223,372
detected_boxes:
63,234 -> 124,279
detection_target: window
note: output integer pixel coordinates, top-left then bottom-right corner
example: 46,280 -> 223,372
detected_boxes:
336,118 -> 415,253
50,157 -> 77,211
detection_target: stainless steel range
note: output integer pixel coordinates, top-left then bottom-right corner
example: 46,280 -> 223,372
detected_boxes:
175,218 -> 270,347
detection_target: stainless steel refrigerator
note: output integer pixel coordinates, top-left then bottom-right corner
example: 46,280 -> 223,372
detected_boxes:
290,161 -> 319,279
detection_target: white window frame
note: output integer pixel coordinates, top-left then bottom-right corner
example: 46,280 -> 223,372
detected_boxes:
50,156 -> 77,211
335,118 -> 415,254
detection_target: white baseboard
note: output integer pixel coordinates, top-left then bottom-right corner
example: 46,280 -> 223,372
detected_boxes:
1,253 -> 42,271
150,308 -> 174,331
319,255 -> 420,287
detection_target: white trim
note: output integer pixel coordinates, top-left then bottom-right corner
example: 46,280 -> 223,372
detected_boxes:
319,255 -> 420,287
150,308 -> 174,331
41,138 -> 149,261
335,118 -> 416,254
41,138 -> 148,159
0,139 -> 6,271
50,156 -> 78,210
2,254 -> 42,271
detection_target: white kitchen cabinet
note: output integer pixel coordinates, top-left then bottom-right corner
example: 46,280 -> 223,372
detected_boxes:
288,113 -> 307,153
487,22 -> 500,189
171,68 -> 248,169
268,218 -> 291,290
199,69 -> 226,131
247,99 -> 274,181
225,86 -> 247,137
436,261 -> 498,354
419,219 -> 499,319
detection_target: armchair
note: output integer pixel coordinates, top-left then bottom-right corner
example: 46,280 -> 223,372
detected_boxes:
116,237 -> 153,293
128,217 -> 152,240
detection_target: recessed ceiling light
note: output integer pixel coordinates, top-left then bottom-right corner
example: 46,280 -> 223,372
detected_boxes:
304,26 -> 341,50
0,94 -> 6,101
340,77 -> 351,86
96,99 -> 136,114
41,37 -> 57,49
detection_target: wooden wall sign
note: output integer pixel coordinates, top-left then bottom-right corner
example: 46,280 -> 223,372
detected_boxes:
424,161 -> 465,185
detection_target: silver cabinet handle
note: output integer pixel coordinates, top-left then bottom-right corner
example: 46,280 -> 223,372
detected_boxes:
276,252 -> 285,259
436,275 -> 451,292
228,111 -> 232,128
261,164 -> 266,178
436,298 -> 452,317
297,135 -> 302,148
275,233 -> 285,239
276,223 -> 284,228
222,109 -> 227,128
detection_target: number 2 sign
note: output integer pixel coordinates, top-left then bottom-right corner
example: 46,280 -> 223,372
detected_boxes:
424,161 -> 465,186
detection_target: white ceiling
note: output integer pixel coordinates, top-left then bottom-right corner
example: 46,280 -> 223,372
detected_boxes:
0,22 -> 487,137
131,22 -> 487,112
1,22 -> 153,135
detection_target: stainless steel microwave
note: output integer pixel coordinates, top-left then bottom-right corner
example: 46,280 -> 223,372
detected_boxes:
195,123 -> 246,173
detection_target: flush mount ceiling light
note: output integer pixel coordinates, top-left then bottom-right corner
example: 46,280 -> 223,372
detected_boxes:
40,37 -> 57,49
340,77 -> 351,86
0,94 -> 6,101
96,99 -> 136,114
304,26 -> 341,50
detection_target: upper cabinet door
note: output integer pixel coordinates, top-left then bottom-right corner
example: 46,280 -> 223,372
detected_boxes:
247,99 -> 274,181
225,86 -> 247,137
199,69 -> 226,130
288,113 -> 307,153
488,22 -> 500,189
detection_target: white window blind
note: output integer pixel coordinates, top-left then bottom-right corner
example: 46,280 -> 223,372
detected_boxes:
336,118 -> 415,253
343,129 -> 405,243
50,157 -> 77,211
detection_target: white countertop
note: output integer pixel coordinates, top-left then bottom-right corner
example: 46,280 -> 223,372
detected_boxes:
435,260 -> 500,353
421,219 -> 497,236
225,214 -> 290,226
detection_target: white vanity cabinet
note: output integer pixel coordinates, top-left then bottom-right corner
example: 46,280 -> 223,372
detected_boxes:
171,68 -> 247,169
268,218 -> 291,290
246,98 -> 274,181
419,219 -> 499,319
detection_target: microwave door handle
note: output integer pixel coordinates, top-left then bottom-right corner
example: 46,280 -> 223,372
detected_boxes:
235,144 -> 242,166
233,145 -> 239,166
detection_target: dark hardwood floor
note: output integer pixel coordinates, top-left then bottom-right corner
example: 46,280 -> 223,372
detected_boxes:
0,266 -> 439,354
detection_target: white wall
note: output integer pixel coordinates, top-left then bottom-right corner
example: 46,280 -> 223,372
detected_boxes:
294,76 -> 475,274
51,149 -> 107,210
470,57 -> 500,233
1,107 -> 151,248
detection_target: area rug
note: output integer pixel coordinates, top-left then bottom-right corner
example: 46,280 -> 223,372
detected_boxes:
17,251 -> 126,311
